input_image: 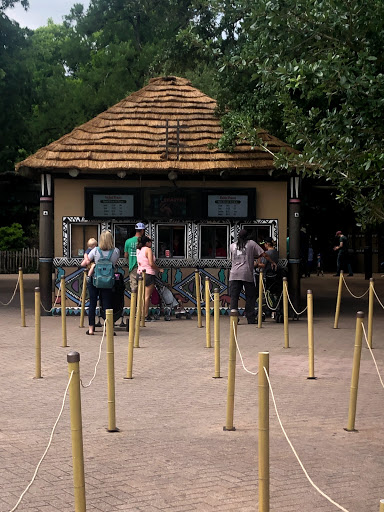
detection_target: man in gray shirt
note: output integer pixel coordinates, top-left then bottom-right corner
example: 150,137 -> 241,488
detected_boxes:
229,229 -> 277,324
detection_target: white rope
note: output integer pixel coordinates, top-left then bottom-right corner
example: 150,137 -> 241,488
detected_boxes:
8,371 -> 74,512
0,274 -> 20,306
361,323 -> 384,389
286,288 -> 308,316
40,281 -> 62,313
233,323 -> 258,375
341,274 -> 369,299
264,367 -> 350,512
261,279 -> 283,311
80,321 -> 106,388
373,286 -> 384,310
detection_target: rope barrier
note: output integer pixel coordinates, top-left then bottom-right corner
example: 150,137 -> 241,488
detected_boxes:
341,274 -> 369,300
286,288 -> 308,316
373,287 -> 384,310
233,323 -> 258,375
361,323 -> 384,389
40,281 -> 62,313
261,278 -> 283,311
0,274 -> 19,306
264,367 -> 350,512
8,371 -> 74,512
80,321 -> 106,388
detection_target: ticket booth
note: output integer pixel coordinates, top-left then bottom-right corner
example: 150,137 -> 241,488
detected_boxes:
16,76 -> 293,314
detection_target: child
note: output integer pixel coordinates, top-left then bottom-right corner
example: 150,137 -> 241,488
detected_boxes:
316,253 -> 324,276
83,237 -> 97,277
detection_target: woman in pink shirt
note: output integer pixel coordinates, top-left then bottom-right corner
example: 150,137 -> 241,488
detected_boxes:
137,235 -> 163,321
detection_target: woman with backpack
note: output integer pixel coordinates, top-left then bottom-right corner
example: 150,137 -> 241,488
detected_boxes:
136,235 -> 163,322
81,230 -> 120,335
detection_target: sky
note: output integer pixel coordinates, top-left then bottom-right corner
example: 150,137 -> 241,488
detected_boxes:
5,0 -> 90,29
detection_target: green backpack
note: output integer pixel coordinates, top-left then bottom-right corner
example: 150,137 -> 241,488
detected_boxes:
92,248 -> 115,289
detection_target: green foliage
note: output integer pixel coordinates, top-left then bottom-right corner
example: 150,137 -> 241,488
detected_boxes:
0,223 -> 26,250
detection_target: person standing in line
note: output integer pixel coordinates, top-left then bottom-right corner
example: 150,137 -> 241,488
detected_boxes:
136,235 -> 163,321
334,230 -> 353,276
124,222 -> 146,293
255,237 -> 279,274
229,229 -> 277,324
81,230 -> 120,335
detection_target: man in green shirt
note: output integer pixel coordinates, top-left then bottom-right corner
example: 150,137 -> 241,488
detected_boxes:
124,222 -> 145,293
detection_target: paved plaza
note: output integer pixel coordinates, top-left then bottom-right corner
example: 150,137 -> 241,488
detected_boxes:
1,273 -> 384,511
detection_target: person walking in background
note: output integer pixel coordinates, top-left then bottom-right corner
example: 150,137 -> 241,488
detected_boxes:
81,230 -> 120,335
334,230 -> 353,276
229,229 -> 277,324
316,252 -> 324,276
136,235 -> 163,322
124,222 -> 145,293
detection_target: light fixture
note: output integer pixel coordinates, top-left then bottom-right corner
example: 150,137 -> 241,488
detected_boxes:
168,170 -> 178,181
68,169 -> 79,178
117,171 -> 127,179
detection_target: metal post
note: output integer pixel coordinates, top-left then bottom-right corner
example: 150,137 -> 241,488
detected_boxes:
258,351 -> 270,512
61,276 -> 68,348
79,270 -> 87,328
195,270 -> 203,328
19,267 -> 26,327
205,277 -> 211,348
258,270 -> 263,328
213,288 -> 221,378
34,287 -> 42,379
307,290 -> 316,379
345,311 -> 364,432
283,278 -> 289,349
125,292 -> 137,379
67,351 -> 86,512
134,275 -> 143,348
334,271 -> 343,329
368,278 -> 374,349
106,309 -> 119,432
224,310 -> 238,431
140,269 -> 146,327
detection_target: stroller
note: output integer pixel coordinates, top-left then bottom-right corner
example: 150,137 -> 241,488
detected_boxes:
155,281 -> 192,321
255,267 -> 286,323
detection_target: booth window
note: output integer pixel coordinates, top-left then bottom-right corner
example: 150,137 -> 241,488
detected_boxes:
200,225 -> 228,258
242,224 -> 272,246
70,224 -> 99,257
114,223 -> 136,256
157,225 -> 186,258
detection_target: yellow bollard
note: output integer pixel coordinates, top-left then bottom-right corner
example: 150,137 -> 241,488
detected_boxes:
205,276 -> 212,348
307,290 -> 316,379
67,351 -> 86,512
224,309 -> 238,431
106,309 -> 119,432
380,499 -> 384,512
283,277 -> 289,349
79,270 -> 87,328
125,291 -> 137,379
213,288 -> 221,378
368,278 -> 374,349
345,311 -> 364,432
258,351 -> 270,512
134,275 -> 143,348
19,267 -> 26,327
61,276 -> 68,348
195,270 -> 203,328
140,269 -> 146,327
333,271 -> 344,329
34,287 -> 42,379
258,270 -> 264,328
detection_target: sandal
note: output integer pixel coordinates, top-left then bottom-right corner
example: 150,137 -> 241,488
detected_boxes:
86,330 -> 95,335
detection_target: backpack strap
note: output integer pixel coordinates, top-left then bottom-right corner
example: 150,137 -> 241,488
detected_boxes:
96,247 -> 114,261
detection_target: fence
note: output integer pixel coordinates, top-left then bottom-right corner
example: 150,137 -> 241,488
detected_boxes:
0,248 -> 39,273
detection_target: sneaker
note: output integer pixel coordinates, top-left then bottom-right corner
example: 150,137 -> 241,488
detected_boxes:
145,316 -> 154,322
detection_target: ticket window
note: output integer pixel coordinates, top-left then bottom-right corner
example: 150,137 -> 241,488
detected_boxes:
242,224 -> 272,246
156,225 -> 186,258
70,224 -> 99,257
200,225 -> 229,258
114,223 -> 136,256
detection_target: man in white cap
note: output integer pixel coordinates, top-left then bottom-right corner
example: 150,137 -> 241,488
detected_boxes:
124,222 -> 146,293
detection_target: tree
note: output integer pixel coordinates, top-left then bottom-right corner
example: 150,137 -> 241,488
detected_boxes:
181,0 -> 384,226
0,223 -> 26,250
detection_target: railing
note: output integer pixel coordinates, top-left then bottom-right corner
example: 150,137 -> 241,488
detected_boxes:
0,248 -> 39,273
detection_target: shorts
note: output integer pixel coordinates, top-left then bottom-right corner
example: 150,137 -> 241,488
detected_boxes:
144,274 -> 156,286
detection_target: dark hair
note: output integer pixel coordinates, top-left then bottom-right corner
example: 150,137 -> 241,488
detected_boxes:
237,229 -> 248,250
137,235 -> 152,250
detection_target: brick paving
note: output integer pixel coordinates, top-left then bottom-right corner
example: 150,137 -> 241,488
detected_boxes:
1,273 -> 384,511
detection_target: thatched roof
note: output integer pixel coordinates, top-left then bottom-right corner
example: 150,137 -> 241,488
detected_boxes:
16,76 -> 293,175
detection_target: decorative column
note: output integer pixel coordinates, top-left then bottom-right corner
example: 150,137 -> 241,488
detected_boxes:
39,173 -> 54,315
288,176 -> 301,313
